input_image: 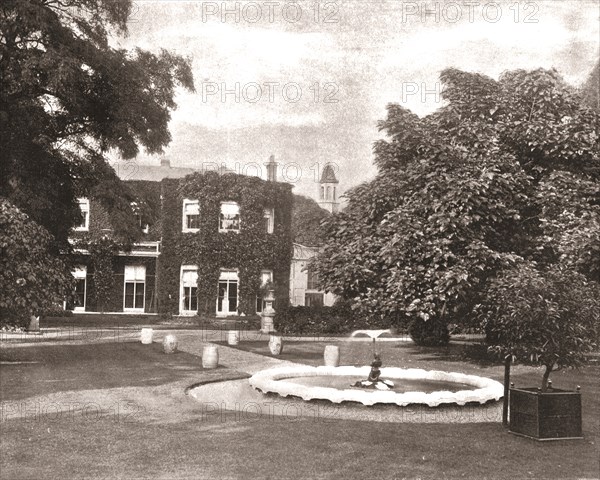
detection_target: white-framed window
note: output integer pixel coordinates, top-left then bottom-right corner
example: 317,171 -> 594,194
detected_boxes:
256,269 -> 273,313
72,266 -> 87,311
74,198 -> 89,231
180,265 -> 198,315
263,208 -> 274,234
182,199 -> 200,232
217,269 -> 239,315
219,201 -> 240,232
124,265 -> 146,311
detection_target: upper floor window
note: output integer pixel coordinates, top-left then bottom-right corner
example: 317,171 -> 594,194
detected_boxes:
182,199 -> 200,232
74,198 -> 89,231
131,201 -> 149,234
219,201 -> 240,232
263,208 -> 274,234
320,186 -> 325,199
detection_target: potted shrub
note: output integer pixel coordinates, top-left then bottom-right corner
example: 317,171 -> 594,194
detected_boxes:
482,263 -> 599,440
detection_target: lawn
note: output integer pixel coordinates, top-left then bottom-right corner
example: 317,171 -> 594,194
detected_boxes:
1,340 -> 598,479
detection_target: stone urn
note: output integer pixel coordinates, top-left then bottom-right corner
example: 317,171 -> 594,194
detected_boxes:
163,334 -> 178,354
268,333 -> 283,356
260,287 -> 276,333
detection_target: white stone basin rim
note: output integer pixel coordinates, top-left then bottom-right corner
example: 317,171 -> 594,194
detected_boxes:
249,366 -> 504,407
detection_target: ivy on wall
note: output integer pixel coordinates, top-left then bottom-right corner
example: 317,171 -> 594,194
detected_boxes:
88,237 -> 118,313
157,172 -> 293,316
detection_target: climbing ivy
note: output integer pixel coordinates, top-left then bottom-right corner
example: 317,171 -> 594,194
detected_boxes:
157,172 -> 293,316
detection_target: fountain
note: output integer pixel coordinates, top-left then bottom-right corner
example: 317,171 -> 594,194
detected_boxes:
249,329 -> 504,407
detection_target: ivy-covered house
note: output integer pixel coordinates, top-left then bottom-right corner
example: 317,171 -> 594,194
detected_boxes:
69,170 -> 293,316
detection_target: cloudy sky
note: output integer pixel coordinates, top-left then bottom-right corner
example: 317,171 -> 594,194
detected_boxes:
112,0 -> 599,199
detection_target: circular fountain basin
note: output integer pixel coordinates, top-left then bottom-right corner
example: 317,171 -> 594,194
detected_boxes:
249,366 -> 503,407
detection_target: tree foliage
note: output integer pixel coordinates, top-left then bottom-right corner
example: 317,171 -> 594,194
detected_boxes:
291,194 -> 329,246
0,0 -> 194,248
482,263 -> 600,390
314,67 -> 599,347
0,199 -> 72,327
580,58 -> 599,113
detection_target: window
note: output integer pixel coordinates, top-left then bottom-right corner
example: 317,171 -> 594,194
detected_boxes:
180,266 -> 198,314
71,266 -> 87,311
217,270 -> 239,315
124,265 -> 145,311
219,201 -> 240,232
75,198 -> 89,231
326,186 -> 331,200
263,208 -> 274,234
333,186 -> 336,201
256,270 -> 273,313
182,199 -> 200,232
131,201 -> 149,234
306,266 -> 320,291
305,292 -> 324,307
320,186 -> 325,199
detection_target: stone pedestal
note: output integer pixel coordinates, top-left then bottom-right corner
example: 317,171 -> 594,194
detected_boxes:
260,289 -> 276,333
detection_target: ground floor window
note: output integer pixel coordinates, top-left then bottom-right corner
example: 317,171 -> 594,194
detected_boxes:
124,265 -> 146,311
217,270 -> 239,315
305,292 -> 324,307
70,266 -> 87,311
256,270 -> 273,313
180,266 -> 198,315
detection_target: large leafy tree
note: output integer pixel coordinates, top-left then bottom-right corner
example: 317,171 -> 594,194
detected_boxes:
314,67 -> 599,341
292,194 -> 329,246
0,0 -> 194,248
0,199 -> 72,327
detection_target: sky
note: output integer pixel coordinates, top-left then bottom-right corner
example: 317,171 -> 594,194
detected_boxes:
111,0 -> 600,199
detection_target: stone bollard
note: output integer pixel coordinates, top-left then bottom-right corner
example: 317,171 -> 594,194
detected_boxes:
324,345 -> 340,367
227,330 -> 240,346
140,328 -> 153,344
163,334 -> 178,354
202,345 -> 219,369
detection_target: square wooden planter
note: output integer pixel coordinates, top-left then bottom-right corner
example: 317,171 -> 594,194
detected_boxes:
509,387 -> 583,441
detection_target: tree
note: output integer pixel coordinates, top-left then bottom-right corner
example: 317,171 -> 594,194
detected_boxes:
482,263 -> 599,391
292,194 -> 329,246
314,67 -> 599,342
0,0 -> 194,249
0,199 -> 72,327
580,58 -> 599,113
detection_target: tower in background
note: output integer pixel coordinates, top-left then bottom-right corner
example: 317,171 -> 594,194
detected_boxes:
317,164 -> 339,213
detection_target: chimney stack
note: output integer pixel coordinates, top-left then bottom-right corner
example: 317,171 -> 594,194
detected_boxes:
265,154 -> 278,182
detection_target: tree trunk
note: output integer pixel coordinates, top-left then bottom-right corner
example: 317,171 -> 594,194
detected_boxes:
541,363 -> 554,392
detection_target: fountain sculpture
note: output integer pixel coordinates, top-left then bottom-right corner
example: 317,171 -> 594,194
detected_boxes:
249,329 -> 504,407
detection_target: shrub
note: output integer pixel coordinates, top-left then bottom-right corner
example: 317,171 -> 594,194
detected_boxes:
408,317 -> 450,346
275,301 -> 389,335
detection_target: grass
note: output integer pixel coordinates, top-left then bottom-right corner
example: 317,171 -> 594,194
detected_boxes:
1,340 -> 599,479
